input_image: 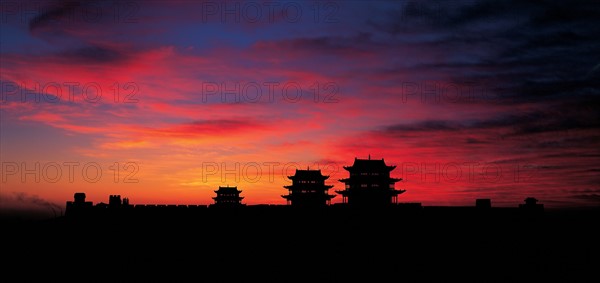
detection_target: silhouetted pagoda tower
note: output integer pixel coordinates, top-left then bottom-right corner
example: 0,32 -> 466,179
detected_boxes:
212,186 -> 244,207
282,168 -> 336,207
337,156 -> 405,207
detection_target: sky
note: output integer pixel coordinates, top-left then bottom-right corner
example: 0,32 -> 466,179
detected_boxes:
1,0 -> 599,216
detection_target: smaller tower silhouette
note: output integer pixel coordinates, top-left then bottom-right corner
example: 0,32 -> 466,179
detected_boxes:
109,195 -> 122,208
65,192 -> 93,216
212,186 -> 244,207
74,192 -> 86,203
519,197 -> 544,213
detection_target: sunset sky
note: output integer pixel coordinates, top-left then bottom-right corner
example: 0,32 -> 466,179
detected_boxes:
1,0 -> 599,216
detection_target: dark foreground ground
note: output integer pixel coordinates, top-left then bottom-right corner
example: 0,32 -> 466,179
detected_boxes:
3,206 -> 599,282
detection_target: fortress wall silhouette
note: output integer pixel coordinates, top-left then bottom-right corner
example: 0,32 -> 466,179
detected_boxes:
5,199 -> 599,281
